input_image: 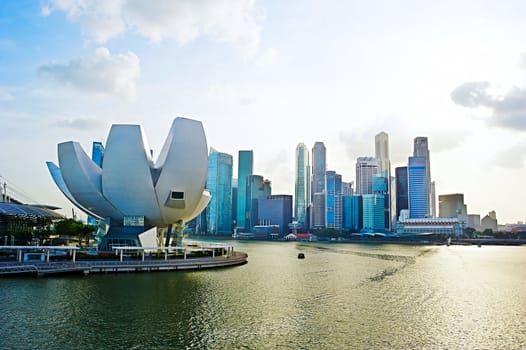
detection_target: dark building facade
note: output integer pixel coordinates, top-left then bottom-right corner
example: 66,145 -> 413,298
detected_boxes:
395,166 -> 408,220
257,194 -> 293,234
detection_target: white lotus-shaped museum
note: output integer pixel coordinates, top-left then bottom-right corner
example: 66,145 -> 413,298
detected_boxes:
47,117 -> 211,248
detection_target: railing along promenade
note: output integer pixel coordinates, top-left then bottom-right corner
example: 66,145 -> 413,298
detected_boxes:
0,246 -> 248,277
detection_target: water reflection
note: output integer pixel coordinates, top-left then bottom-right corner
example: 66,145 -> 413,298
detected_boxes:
0,242 -> 525,349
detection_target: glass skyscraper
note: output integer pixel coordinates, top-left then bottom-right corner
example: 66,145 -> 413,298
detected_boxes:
362,194 -> 385,232
236,150 -> 253,230
395,166 -> 409,220
311,142 -> 326,228
374,132 -> 390,177
245,175 -> 271,230
355,157 -> 380,195
408,156 -> 428,219
325,170 -> 342,229
92,141 -> 104,167
343,195 -> 362,232
413,137 -> 432,217
294,143 -> 309,227
205,148 -> 233,234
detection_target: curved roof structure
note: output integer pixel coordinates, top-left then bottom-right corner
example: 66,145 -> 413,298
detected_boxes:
47,117 -> 211,227
0,202 -> 64,219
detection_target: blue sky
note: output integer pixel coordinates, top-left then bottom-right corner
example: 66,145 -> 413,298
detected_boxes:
1,0 -> 525,224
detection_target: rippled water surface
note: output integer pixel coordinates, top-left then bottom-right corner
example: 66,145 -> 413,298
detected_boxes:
1,242 -> 525,349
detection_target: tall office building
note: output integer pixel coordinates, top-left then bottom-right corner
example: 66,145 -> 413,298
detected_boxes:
343,195 -> 362,232
325,170 -> 342,229
92,141 -> 104,167
395,166 -> 409,220
375,132 -> 390,177
205,148 -> 233,234
373,176 -> 390,230
413,137 -> 432,217
362,194 -> 385,232
312,193 -> 326,229
245,175 -> 271,230
375,132 -> 391,230
236,150 -> 253,230
408,156 -> 428,219
311,142 -> 327,228
355,157 -> 380,195
294,143 -> 309,227
341,181 -> 353,196
231,179 -> 238,229
312,142 -> 327,194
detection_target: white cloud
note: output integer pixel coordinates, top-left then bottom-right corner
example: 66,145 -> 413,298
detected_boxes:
41,0 -> 125,43
38,47 -> 140,100
451,54 -> 526,132
42,0 -> 263,56
50,117 -> 104,130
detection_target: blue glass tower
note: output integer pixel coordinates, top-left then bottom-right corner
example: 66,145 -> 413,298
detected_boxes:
92,141 -> 104,167
325,170 -> 342,229
408,156 -> 428,218
362,194 -> 385,232
343,195 -> 362,232
236,150 -> 253,230
205,148 -> 233,234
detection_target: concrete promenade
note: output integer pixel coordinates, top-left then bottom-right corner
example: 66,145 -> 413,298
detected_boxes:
0,252 -> 248,277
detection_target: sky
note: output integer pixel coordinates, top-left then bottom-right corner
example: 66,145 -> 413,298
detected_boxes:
1,0 -> 525,224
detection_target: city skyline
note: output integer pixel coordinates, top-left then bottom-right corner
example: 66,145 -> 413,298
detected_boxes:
1,1 -> 526,224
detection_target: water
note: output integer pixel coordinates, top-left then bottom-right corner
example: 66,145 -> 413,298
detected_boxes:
1,242 -> 525,349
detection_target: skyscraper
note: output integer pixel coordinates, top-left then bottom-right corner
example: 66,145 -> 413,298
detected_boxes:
362,194 -> 385,232
245,175 -> 271,230
325,170 -> 342,229
375,131 -> 391,230
375,132 -> 390,177
408,156 -> 428,218
395,166 -> 409,220
413,137 -> 432,217
343,195 -> 362,232
92,141 -> 104,167
205,148 -> 233,234
236,150 -> 253,230
294,143 -> 309,227
355,157 -> 380,194
311,142 -> 326,228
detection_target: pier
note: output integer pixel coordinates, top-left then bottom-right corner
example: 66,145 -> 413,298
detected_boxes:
0,244 -> 248,277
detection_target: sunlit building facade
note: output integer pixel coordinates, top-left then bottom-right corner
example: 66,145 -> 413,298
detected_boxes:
205,148 -> 233,234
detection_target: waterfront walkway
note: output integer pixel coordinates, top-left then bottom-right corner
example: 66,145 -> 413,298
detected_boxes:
0,252 -> 248,277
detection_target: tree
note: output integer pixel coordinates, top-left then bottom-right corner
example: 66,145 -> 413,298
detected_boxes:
53,219 -> 95,246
